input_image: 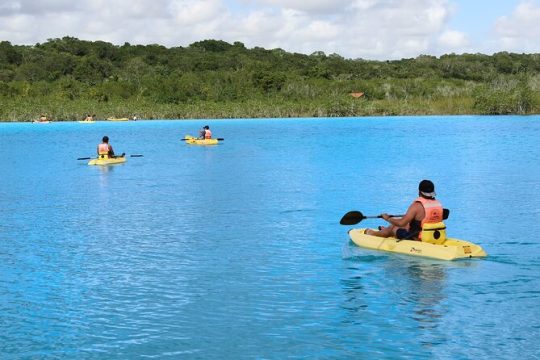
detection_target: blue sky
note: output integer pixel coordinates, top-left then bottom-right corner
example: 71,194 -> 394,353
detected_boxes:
449,0 -> 518,42
0,0 -> 538,60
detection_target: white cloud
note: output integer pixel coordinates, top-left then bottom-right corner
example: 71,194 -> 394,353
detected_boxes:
438,30 -> 469,49
169,0 -> 224,24
221,0 -> 454,59
0,0 -> 83,16
493,0 -> 540,53
7,0 -> 530,60
252,0 -> 352,15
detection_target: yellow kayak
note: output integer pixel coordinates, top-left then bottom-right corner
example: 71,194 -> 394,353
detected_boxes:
348,228 -> 487,261
107,117 -> 129,121
183,135 -> 219,145
88,155 -> 127,166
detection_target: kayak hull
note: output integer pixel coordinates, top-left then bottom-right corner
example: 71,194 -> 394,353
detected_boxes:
184,135 -> 218,145
107,118 -> 129,121
88,156 -> 127,166
348,228 -> 487,261
78,120 -> 95,124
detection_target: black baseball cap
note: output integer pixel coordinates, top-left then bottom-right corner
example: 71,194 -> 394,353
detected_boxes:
419,179 -> 436,197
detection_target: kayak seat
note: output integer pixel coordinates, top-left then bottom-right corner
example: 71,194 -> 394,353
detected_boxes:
396,228 -> 420,241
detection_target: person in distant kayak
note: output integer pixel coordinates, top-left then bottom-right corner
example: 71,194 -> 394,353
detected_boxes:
198,127 -> 206,139
366,180 -> 444,240
203,125 -> 212,139
39,114 -> 47,122
97,136 -> 115,158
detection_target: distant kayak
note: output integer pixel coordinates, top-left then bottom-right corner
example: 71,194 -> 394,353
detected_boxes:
348,228 -> 487,261
88,155 -> 127,166
183,135 -> 219,145
107,117 -> 129,121
33,120 -> 50,124
78,120 -> 95,124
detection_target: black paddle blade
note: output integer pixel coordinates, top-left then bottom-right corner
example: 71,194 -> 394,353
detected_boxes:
130,154 -> 143,157
77,157 -> 91,160
340,211 -> 365,225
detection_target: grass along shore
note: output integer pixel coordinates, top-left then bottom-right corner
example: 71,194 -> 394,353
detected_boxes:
1,95 -> 536,122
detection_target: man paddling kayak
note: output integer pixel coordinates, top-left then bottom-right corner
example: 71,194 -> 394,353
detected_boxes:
197,125 -> 213,139
366,180 -> 444,240
97,136 -> 124,158
198,127 -> 206,139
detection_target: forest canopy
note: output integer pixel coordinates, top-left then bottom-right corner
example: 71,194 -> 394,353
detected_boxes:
0,37 -> 538,121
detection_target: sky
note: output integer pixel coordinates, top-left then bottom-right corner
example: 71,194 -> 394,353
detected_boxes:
0,0 -> 538,60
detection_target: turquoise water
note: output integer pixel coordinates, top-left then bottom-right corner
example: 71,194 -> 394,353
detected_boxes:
0,116 -> 539,359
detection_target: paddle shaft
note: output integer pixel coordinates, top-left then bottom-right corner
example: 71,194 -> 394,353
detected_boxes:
340,209 -> 449,225
181,138 -> 224,141
78,154 -> 142,160
365,214 -> 404,219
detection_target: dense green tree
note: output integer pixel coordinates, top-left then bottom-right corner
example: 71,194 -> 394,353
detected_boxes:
0,41 -> 23,65
0,37 -> 538,120
73,55 -> 113,84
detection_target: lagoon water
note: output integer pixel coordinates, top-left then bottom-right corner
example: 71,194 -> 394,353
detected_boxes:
0,116 -> 539,359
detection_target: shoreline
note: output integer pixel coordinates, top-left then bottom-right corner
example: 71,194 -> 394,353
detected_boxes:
2,113 -> 539,123
1,98 -> 538,122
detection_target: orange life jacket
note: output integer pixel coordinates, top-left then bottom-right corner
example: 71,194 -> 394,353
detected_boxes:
415,197 -> 443,240
415,197 -> 443,226
205,129 -> 212,139
98,143 -> 110,155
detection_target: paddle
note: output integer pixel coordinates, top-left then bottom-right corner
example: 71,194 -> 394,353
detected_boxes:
340,211 -> 404,225
77,154 -> 143,160
340,209 -> 450,225
181,138 -> 224,141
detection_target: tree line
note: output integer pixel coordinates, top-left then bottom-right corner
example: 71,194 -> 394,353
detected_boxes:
0,37 -> 538,121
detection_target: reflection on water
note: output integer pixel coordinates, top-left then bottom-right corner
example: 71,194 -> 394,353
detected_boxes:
404,262 -> 446,329
340,272 -> 368,316
340,257 -> 448,329
97,165 -> 113,189
340,245 -> 490,356
339,255 -> 450,357
97,163 -> 114,173
340,248 -> 448,325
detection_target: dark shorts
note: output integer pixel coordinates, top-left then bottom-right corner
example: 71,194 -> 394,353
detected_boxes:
396,228 -> 419,240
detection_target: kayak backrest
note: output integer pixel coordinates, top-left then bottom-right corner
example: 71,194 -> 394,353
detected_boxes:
421,222 -> 447,245
443,208 -> 450,220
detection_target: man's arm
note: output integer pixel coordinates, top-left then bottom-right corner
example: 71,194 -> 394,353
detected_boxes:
382,202 -> 420,227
